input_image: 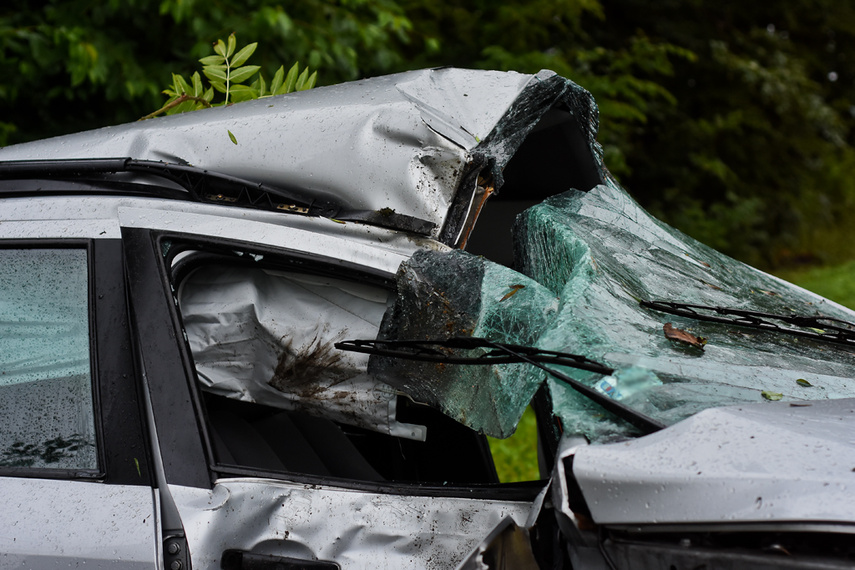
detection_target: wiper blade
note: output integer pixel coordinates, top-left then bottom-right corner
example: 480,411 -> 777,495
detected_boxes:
641,300 -> 855,347
336,337 -> 614,373
0,158 -> 436,235
336,337 -> 665,435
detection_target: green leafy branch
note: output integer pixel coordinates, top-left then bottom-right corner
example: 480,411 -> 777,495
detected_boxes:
142,33 -> 317,120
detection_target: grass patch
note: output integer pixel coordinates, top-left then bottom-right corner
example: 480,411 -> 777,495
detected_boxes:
774,260 -> 855,310
488,406 -> 540,482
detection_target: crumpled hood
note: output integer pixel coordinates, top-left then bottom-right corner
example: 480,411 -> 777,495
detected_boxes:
571,397 -> 855,526
0,68 -> 604,244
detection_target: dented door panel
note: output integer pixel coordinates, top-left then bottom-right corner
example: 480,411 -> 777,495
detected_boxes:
171,479 -> 531,570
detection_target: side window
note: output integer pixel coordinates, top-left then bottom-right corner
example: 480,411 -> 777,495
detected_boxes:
169,245 -> 498,487
0,248 -> 97,471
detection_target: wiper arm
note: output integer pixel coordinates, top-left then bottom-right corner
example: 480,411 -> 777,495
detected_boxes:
336,337 -> 614,372
336,337 -> 665,435
641,300 -> 855,347
0,158 -> 436,235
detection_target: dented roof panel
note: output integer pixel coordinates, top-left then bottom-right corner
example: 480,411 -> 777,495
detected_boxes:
0,68 -> 602,243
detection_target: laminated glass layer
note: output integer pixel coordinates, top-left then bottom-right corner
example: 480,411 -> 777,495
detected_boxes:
376,185 -> 855,442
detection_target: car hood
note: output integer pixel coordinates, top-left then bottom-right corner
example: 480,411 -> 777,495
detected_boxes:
568,396 -> 855,526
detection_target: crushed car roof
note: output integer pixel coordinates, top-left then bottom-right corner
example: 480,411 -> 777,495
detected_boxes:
0,68 -> 604,245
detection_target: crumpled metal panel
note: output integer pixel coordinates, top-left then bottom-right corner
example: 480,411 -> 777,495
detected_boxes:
454,517 -> 540,570
0,68 -> 600,243
170,479 -> 531,570
572,398 -> 855,525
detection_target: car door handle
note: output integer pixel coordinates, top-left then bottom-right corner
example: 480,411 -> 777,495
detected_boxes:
221,550 -> 341,570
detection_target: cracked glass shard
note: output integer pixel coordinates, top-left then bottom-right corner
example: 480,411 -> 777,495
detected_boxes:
371,250 -> 559,438
515,184 -> 855,442
376,184 -> 855,443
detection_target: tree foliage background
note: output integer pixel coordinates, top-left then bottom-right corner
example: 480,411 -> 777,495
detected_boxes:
3,0 -> 854,268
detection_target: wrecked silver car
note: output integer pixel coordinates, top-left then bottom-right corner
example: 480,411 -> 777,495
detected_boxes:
0,67 -> 853,569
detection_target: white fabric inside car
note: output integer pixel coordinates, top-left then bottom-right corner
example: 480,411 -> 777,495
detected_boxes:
178,264 -> 426,441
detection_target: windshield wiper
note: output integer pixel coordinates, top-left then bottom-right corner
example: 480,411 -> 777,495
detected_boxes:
336,337 -> 665,435
641,300 -> 855,347
0,158 -> 436,235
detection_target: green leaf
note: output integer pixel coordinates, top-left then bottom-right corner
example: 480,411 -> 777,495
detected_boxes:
228,130 -> 238,145
191,72 -> 203,97
255,73 -> 267,97
228,65 -> 261,84
134,457 -> 141,477
796,379 -> 814,387
174,74 -> 192,95
761,390 -> 784,401
199,55 -> 225,66
226,33 -> 236,58
213,39 -> 227,58
230,42 -> 257,68
271,65 -> 285,95
301,70 -> 317,91
209,80 -> 227,94
203,67 -> 227,82
203,87 -> 214,102
283,62 -> 299,94
171,99 -> 196,115
294,67 -> 309,91
229,84 -> 257,102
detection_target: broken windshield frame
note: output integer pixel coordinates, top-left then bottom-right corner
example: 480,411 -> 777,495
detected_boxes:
641,300 -> 855,347
337,337 -> 665,436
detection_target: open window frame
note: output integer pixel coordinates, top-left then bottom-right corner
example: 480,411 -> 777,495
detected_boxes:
123,227 -> 544,501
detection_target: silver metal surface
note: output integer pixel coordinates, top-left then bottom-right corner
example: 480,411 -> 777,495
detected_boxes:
454,517 -> 540,570
572,398 -> 855,526
118,205 -> 420,277
0,477 -> 159,568
0,68 -> 595,242
171,479 -> 531,570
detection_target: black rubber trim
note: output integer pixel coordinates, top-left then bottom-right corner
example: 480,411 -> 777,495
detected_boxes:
92,239 -> 154,486
122,228 -> 210,488
222,550 -> 340,570
532,384 -> 558,477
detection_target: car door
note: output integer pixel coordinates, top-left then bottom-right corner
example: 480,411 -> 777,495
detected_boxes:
0,234 -> 159,568
122,224 -> 541,570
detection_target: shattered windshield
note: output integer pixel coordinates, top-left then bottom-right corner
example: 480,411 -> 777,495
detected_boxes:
372,183 -> 855,443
